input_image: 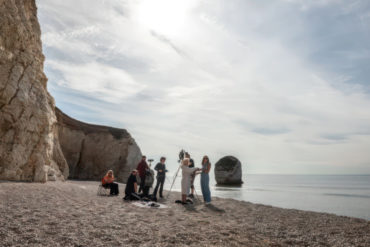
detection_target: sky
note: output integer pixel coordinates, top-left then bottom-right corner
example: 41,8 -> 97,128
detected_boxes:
37,0 -> 370,174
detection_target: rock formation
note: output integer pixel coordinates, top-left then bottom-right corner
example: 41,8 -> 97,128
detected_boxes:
0,0 -> 142,182
214,156 -> 243,185
56,108 -> 141,182
0,0 -> 68,182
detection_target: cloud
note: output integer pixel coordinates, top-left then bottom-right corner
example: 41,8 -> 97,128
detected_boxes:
37,0 -> 370,174
46,60 -> 144,103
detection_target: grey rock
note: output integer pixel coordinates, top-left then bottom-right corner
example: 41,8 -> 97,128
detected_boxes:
55,108 -> 142,183
214,156 -> 243,185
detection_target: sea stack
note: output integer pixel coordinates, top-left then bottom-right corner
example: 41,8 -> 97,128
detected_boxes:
214,156 -> 243,185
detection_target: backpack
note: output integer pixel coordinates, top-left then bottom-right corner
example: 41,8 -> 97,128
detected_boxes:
145,169 -> 154,187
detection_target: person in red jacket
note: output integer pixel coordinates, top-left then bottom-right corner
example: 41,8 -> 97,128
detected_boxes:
136,155 -> 149,193
102,170 -> 119,195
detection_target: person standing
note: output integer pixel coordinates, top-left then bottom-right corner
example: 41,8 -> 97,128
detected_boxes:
101,170 -> 119,195
136,155 -> 149,193
185,152 -> 195,198
180,158 -> 200,204
200,156 -> 212,204
143,164 -> 155,197
153,157 -> 167,199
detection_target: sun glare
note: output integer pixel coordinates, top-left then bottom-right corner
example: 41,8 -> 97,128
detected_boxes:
136,0 -> 196,36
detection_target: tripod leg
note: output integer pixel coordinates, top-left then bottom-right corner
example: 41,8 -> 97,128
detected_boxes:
166,164 -> 181,199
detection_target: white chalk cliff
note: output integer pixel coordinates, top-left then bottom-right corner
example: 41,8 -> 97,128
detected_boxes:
0,0 -> 141,182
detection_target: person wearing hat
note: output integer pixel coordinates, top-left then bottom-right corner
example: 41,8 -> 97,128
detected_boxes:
124,169 -> 139,200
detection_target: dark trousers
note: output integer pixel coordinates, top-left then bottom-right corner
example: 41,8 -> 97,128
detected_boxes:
103,183 -> 119,195
124,192 -> 140,201
153,176 -> 165,198
142,186 -> 150,197
139,176 -> 145,193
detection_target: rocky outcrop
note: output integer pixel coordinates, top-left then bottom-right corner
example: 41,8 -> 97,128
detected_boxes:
55,108 -> 142,183
0,0 -> 68,182
0,0 -> 142,183
214,156 -> 243,185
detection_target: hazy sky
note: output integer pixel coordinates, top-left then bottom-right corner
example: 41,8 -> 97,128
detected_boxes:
37,0 -> 370,174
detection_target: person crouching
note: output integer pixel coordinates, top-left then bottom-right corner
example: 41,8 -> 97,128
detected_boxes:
124,169 -> 140,200
102,170 -> 119,196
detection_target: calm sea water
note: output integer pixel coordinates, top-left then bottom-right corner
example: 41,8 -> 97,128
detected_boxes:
163,173 -> 370,220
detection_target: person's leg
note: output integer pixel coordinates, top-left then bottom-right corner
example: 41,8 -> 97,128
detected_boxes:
159,177 -> 165,197
106,183 -> 114,195
204,174 -> 211,203
139,175 -> 146,193
182,194 -> 187,203
153,179 -> 161,197
200,174 -> 206,201
113,182 -> 119,195
143,186 -> 149,197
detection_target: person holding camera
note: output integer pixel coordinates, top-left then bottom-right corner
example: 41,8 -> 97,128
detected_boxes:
185,152 -> 196,198
152,157 -> 168,199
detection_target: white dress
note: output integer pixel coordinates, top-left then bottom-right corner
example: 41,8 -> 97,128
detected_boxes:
181,158 -> 197,195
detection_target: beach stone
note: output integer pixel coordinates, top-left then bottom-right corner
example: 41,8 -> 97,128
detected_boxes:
214,156 -> 243,185
56,108 -> 142,183
0,0 -> 68,182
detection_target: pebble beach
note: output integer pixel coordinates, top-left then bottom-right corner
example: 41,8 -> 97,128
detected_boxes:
1,180 -> 369,247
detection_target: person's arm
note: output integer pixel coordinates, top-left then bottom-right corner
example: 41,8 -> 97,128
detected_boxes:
134,182 -> 137,193
206,163 -> 211,173
182,166 -> 197,174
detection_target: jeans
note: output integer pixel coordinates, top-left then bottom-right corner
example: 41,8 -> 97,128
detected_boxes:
200,173 -> 211,203
153,176 -> 165,197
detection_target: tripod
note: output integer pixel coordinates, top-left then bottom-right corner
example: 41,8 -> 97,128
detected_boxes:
166,149 -> 186,199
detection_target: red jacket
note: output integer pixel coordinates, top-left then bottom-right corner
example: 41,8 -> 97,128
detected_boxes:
136,160 -> 148,178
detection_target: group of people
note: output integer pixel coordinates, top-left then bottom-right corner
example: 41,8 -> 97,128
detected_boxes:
101,152 -> 212,205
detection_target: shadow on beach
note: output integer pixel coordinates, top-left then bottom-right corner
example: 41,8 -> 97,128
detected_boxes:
205,203 -> 225,213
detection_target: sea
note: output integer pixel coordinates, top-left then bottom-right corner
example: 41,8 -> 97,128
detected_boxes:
163,173 -> 370,220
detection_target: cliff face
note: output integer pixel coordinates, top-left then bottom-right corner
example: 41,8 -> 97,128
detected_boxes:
56,108 -> 141,182
0,0 -> 142,182
0,0 -> 68,182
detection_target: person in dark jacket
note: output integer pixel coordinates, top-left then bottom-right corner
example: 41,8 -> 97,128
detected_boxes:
124,170 -> 139,200
152,157 -> 168,199
136,155 -> 149,193
185,152 -> 196,198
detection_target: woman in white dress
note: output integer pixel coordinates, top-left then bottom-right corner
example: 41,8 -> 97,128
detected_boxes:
180,158 -> 200,204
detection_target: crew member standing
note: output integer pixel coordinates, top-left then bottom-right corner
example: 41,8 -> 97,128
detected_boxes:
153,157 -> 167,199
185,152 -> 196,198
136,155 -> 149,193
